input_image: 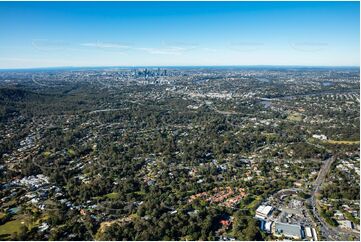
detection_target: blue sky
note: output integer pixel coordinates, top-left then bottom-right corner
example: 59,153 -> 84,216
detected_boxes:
0,1 -> 359,68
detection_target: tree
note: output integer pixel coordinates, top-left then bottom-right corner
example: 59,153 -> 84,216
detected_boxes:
243,218 -> 263,241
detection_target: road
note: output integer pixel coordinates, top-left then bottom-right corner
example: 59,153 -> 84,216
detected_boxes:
32,75 -> 49,87
309,157 -> 360,241
313,157 -> 334,195
310,156 -> 338,240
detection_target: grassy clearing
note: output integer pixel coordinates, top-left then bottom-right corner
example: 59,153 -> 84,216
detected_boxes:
67,148 -> 76,156
0,219 -> 25,238
96,214 -> 138,240
0,212 -> 49,239
324,140 -> 360,145
287,112 -> 302,121
0,215 -> 31,239
133,191 -> 146,196
262,132 -> 277,138
246,196 -> 262,210
92,192 -> 120,200
42,151 -> 52,157
104,192 -> 120,199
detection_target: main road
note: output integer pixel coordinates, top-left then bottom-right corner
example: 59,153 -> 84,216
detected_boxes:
310,156 -> 360,241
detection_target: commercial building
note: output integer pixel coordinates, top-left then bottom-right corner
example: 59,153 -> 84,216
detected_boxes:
305,227 -> 312,238
255,205 -> 273,219
274,222 -> 304,240
259,220 -> 273,233
312,228 -> 318,241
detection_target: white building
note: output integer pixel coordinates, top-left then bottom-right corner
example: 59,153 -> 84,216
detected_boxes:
311,228 -> 318,241
265,221 -> 273,233
255,205 -> 273,219
312,134 -> 327,140
305,227 -> 312,238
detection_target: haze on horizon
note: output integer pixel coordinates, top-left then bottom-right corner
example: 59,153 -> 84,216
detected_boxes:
0,1 -> 359,68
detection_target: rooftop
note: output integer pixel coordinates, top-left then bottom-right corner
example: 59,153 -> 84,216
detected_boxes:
256,205 -> 273,216
275,222 -> 303,239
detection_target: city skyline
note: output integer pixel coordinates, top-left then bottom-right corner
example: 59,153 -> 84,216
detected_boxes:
0,1 -> 360,68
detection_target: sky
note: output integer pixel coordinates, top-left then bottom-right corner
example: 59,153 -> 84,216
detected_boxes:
0,1 -> 359,68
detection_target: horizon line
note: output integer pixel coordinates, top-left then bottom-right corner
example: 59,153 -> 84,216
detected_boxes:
0,64 -> 360,71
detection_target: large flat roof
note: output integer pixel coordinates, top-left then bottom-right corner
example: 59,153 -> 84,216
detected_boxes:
275,222 -> 303,238
256,205 -> 273,216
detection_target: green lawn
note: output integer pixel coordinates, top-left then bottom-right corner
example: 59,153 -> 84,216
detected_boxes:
246,196 -> 262,210
262,132 -> 277,138
0,218 -> 28,239
133,191 -> 146,196
287,112 -> 302,121
0,213 -> 48,239
67,148 -> 76,156
93,192 -> 120,200
42,151 -> 52,157
104,192 -> 120,199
